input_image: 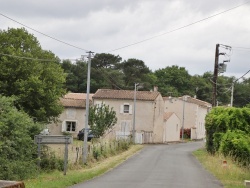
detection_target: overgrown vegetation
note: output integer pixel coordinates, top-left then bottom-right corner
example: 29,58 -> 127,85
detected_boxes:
205,107 -> 250,168
0,96 -> 41,180
24,145 -> 143,188
193,148 -> 250,188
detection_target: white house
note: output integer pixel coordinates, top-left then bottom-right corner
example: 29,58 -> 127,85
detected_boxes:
163,112 -> 181,142
92,89 -> 165,143
164,95 -> 211,140
48,93 -> 93,138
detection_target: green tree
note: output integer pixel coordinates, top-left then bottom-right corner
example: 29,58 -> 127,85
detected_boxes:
154,65 -> 192,96
92,53 -> 122,69
61,60 -> 88,92
0,95 -> 41,180
0,28 -> 66,122
119,58 -> 152,90
91,53 -> 125,90
233,78 -> 250,107
89,103 -> 117,137
190,72 -> 213,103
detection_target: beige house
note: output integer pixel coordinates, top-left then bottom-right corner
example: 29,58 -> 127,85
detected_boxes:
49,93 -> 93,138
163,112 -> 181,142
48,91 -> 210,143
92,89 -> 165,143
164,96 -> 211,140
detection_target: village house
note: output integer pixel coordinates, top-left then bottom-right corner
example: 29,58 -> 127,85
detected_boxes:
48,90 -> 211,143
163,112 -> 181,143
92,89 -> 165,143
164,96 -> 212,140
48,93 -> 93,138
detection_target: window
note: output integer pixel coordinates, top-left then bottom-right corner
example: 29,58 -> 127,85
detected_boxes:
65,121 -> 76,132
124,104 -> 129,113
120,103 -> 132,114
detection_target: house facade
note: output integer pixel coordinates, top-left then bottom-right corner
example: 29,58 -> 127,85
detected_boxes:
92,89 -> 165,143
48,93 -> 93,138
164,96 -> 211,140
163,112 -> 181,142
48,91 -> 211,143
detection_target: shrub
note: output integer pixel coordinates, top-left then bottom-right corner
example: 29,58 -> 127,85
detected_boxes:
40,147 -> 64,171
0,96 -> 41,180
219,130 -> 250,167
205,107 -> 250,154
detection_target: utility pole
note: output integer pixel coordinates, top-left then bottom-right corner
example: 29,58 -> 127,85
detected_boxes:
230,82 -> 234,107
132,83 -> 139,144
83,51 -> 93,164
212,44 -> 220,107
181,96 -> 187,141
212,44 -> 231,107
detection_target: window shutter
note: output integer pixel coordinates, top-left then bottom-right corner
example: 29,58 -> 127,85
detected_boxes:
129,105 -> 133,114
61,121 -> 66,132
120,105 -> 123,114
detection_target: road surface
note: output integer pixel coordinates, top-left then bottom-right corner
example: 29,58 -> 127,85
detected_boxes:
70,141 -> 223,188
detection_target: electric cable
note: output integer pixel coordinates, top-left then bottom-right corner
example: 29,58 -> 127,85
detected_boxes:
106,1 -> 250,52
0,13 -> 89,52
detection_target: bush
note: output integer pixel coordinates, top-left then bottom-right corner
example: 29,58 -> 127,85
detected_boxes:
0,96 -> 41,180
219,130 -> 250,167
0,159 -> 38,180
205,107 -> 250,154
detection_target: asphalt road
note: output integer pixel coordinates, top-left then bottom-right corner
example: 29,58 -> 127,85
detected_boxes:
70,141 -> 223,188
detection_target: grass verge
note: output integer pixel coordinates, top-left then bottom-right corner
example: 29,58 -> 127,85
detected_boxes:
24,144 -> 143,188
193,148 -> 250,188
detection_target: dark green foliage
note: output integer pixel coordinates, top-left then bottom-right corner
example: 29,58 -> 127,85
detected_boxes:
219,130 -> 250,167
0,95 -> 41,180
205,107 -> 250,167
89,103 -> 117,137
0,159 -> 37,180
154,65 -> 193,96
0,28 -> 66,123
119,58 -> 152,90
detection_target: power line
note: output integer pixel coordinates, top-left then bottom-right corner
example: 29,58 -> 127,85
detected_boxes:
234,69 -> 250,82
106,1 -> 250,53
92,65 -> 124,90
0,13 -> 89,52
232,46 -> 250,50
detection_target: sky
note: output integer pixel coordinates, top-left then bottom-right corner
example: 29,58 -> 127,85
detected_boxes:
1,0 -> 250,79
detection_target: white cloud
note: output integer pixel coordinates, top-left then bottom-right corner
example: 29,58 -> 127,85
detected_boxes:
1,0 -> 250,78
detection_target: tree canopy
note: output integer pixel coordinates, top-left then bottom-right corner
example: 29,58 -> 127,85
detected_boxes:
89,103 -> 117,137
0,28 -> 66,122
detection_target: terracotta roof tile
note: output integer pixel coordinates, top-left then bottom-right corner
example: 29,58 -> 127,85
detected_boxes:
60,93 -> 94,108
163,112 -> 174,121
64,93 -> 94,100
179,96 -> 211,108
93,89 -> 160,101
163,95 -> 211,108
60,98 -> 86,108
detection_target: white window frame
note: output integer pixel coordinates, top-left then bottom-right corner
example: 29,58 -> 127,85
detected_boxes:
62,120 -> 77,132
120,103 -> 132,114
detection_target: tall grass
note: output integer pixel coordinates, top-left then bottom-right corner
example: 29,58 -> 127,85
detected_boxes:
24,144 -> 143,188
193,148 -> 250,188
